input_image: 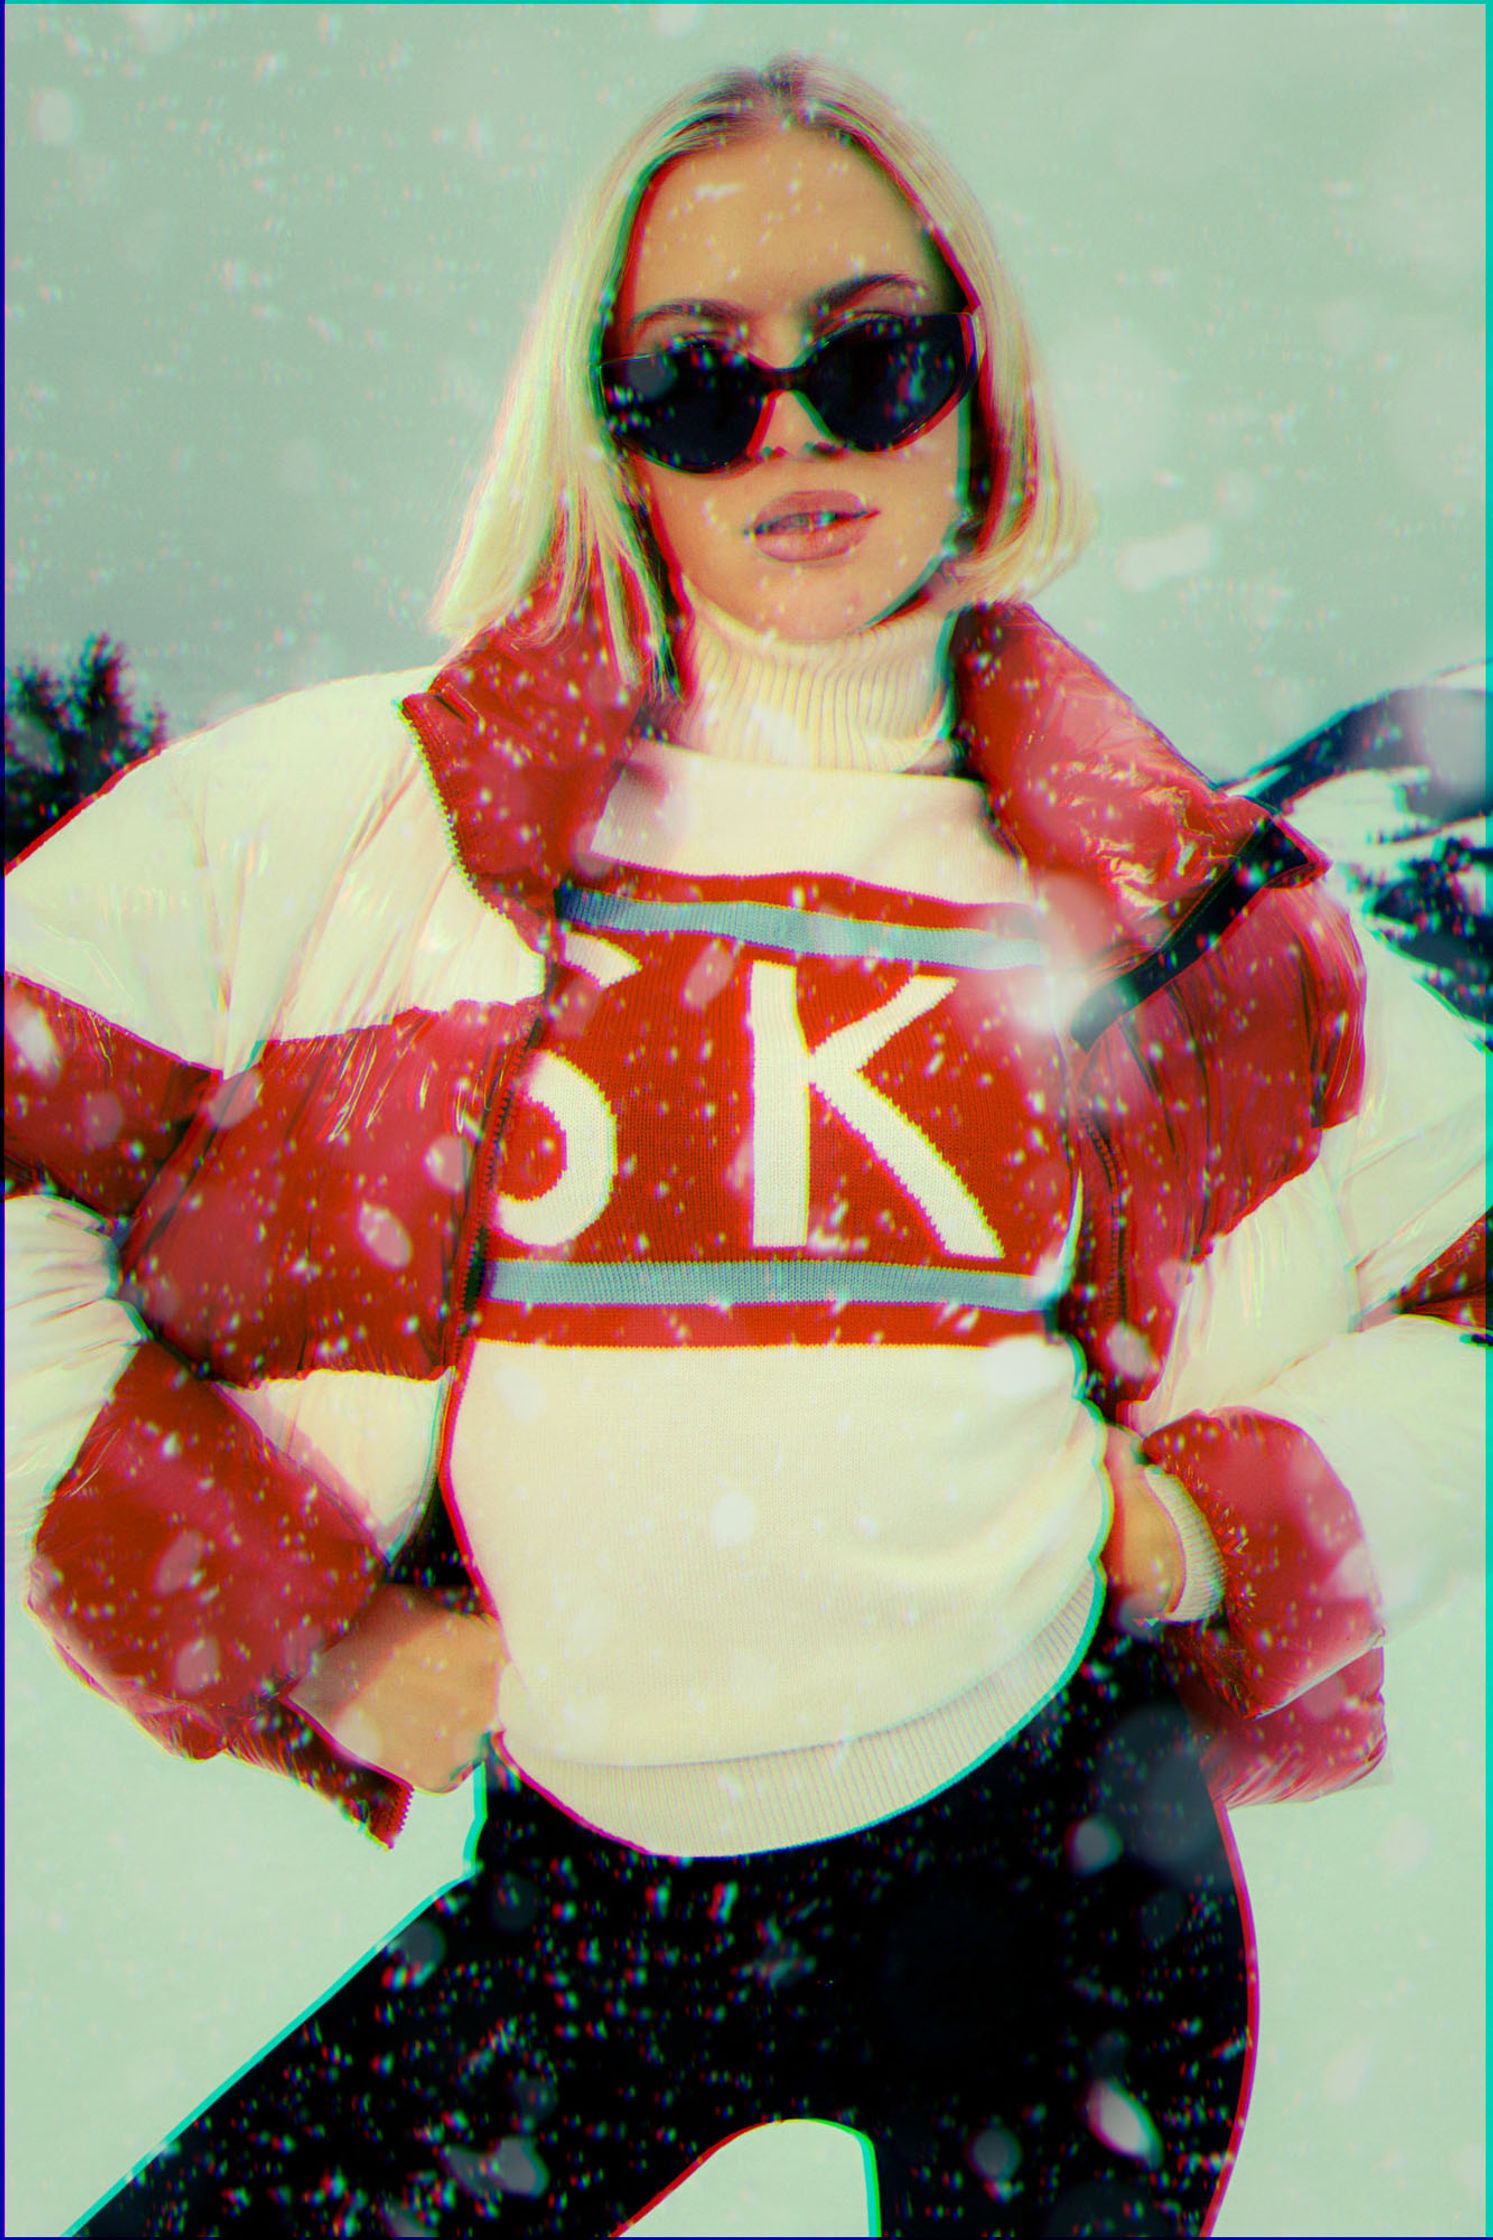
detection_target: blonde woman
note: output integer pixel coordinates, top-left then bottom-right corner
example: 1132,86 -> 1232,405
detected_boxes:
9,57 -> 1483,2240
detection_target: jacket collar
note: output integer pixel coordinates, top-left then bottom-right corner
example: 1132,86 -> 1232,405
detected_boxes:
947,605 -> 1306,962
401,595 -> 638,949
403,598 -> 1319,964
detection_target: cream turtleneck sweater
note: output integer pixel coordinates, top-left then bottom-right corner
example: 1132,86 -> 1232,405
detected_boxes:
655,589 -> 959,774
450,584 -> 1221,1856
659,586 -> 1215,1639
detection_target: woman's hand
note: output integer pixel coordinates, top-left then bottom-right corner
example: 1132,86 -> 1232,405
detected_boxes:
286,1585 -> 510,1794
1100,1426 -> 1186,1633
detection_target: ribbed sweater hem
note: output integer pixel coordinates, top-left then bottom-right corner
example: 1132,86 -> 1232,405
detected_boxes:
495,1570 -> 1105,1858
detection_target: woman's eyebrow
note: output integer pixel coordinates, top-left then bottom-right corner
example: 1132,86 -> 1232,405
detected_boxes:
627,271 -> 931,338
627,296 -> 740,337
815,271 -> 931,312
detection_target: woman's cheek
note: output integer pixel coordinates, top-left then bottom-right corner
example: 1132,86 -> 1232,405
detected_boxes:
640,474 -> 728,589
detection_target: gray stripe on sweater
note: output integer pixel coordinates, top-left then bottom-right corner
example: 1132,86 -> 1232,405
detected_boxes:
482,1258 -> 1060,1311
556,885 -> 1043,972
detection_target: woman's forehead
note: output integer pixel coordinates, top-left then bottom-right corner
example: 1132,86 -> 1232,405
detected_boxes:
616,126 -> 943,324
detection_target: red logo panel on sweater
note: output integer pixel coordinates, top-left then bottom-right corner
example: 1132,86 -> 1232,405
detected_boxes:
479,870 -> 1076,1348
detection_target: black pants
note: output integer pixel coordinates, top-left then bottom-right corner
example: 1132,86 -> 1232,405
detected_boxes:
76,1627 -> 1250,2238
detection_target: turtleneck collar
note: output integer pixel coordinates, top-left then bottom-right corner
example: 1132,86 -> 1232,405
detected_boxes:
653,588 -> 958,774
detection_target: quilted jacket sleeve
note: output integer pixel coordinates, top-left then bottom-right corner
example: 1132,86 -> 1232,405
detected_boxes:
4,722 -> 406,1843
1131,906 -> 1486,1803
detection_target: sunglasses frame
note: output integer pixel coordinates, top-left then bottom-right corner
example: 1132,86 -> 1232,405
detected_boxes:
597,310 -> 978,476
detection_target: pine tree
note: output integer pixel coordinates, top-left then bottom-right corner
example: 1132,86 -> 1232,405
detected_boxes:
4,637 -> 167,866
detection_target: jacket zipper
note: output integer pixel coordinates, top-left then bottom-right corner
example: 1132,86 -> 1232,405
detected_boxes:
445,973 -> 552,1371
1079,1096 -> 1129,1335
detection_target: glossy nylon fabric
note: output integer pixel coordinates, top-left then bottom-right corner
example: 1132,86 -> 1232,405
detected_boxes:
73,1629 -> 1248,2239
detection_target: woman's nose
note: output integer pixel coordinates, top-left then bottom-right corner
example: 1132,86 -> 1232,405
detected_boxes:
750,383 -> 841,458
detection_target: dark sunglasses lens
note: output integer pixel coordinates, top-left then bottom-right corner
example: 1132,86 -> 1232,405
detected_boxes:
602,341 -> 761,473
602,314 -> 972,471
809,316 -> 968,451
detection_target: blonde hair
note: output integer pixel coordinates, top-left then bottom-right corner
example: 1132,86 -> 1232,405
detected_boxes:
432,55 -> 1095,687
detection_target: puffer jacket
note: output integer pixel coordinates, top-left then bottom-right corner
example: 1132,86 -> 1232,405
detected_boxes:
5,601 -> 1485,1845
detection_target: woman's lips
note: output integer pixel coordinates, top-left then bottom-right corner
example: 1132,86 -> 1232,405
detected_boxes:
749,490 -> 877,565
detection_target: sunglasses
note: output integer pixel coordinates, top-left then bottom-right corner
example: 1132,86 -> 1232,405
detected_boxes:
598,311 -> 976,476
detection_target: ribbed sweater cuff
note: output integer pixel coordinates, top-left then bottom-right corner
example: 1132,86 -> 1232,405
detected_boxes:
1142,1464 -> 1226,1624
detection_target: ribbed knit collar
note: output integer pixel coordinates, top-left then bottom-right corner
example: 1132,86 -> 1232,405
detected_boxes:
656,589 -> 956,773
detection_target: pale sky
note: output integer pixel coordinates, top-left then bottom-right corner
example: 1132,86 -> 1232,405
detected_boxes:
5,4 -> 1484,775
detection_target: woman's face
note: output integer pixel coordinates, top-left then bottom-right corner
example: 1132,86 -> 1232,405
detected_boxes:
610,125 -> 970,643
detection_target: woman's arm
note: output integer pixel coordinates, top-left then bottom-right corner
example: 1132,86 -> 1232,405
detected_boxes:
1123,908 -> 1485,1796
5,715 -> 410,1837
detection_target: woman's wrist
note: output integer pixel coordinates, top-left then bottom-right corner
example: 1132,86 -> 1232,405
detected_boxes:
1100,1427 -> 1187,1630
